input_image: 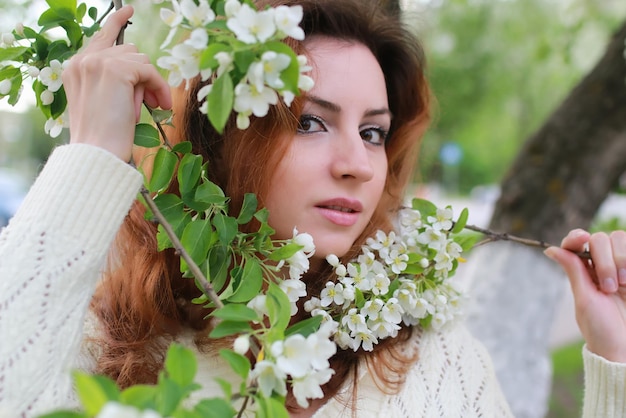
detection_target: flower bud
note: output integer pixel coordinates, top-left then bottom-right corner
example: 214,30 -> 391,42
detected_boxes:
0,79 -> 11,95
40,89 -> 54,105
1,32 -> 15,45
14,23 -> 24,37
419,258 -> 430,268
233,335 -> 250,355
325,254 -> 339,267
27,66 -> 40,78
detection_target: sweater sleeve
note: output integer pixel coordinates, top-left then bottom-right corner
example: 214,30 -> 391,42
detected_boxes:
582,345 -> 626,417
0,144 -> 143,417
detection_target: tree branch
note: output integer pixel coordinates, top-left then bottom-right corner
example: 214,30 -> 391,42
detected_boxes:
464,223 -> 591,259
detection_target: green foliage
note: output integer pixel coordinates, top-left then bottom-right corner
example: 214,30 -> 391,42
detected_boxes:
415,0 -> 625,193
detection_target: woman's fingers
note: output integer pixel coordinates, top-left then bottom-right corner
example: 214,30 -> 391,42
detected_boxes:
589,233 -> 619,293
611,230 -> 626,286
85,5 -> 135,52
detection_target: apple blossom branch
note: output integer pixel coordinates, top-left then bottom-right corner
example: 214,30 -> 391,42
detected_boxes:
463,223 -> 592,260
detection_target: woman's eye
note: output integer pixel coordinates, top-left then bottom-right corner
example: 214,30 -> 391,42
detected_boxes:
297,115 -> 326,134
361,127 -> 388,146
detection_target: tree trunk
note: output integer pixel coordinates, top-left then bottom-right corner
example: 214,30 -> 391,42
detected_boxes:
465,20 -> 626,418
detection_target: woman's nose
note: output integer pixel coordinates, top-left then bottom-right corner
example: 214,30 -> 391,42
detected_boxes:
330,132 -> 375,182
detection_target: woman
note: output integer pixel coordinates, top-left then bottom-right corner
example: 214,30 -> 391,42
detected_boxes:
0,1 -> 624,417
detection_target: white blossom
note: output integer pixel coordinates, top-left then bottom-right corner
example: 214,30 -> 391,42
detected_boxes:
227,3 -> 276,44
27,66 -> 40,78
96,402 -> 162,418
274,5 -> 304,40
180,0 -> 215,27
39,60 -> 64,92
40,89 -> 53,105
233,82 -> 278,117
1,32 -> 15,46
271,334 -> 311,378
250,360 -> 287,397
427,207 -> 454,231
292,368 -> 333,408
233,334 -> 250,355
44,111 -> 69,138
0,79 -> 10,95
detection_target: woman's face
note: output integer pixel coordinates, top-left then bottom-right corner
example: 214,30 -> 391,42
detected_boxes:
265,37 -> 390,265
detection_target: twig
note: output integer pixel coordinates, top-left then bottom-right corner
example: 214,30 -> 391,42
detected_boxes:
463,223 -> 591,259
112,0 -> 125,44
140,187 -> 225,309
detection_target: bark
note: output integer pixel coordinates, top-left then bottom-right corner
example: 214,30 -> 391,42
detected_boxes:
466,20 -> 626,418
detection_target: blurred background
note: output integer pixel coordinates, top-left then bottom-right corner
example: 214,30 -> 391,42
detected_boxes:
1,0 -> 625,416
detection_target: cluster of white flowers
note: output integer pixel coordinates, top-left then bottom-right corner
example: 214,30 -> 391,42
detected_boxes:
245,320 -> 337,408
156,0 -> 314,129
304,206 -> 466,352
0,28 -> 69,137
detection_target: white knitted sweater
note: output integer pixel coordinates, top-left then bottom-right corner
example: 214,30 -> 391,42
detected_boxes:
0,145 -> 624,418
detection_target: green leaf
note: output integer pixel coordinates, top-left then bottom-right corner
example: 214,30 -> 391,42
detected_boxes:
233,49 -> 256,74
134,123 -> 161,148
149,147 -> 177,192
411,198 -> 438,218
211,303 -> 259,322
172,141 -> 193,154
37,411 -> 89,418
150,108 -> 174,125
212,213 -> 238,245
207,72 -> 234,133
209,320 -> 253,339
164,343 -> 198,387
0,66 -> 23,106
194,398 -> 237,417
451,207 -> 469,234
266,283 -> 290,330
227,258 -> 263,303
76,2 -> 86,22
46,0 -> 77,13
178,153 -> 203,195
38,8 -> 75,27
49,87 -> 67,119
268,243 -> 303,261
285,315 -> 322,337
194,180 -> 227,205
60,20 -> 83,48
47,39 -> 74,62
219,349 -> 251,379
88,6 -> 98,20
0,46 -> 29,62
264,41 -> 299,92
120,384 -> 157,407
73,371 -> 119,415
180,218 -> 214,267
199,42 -> 230,70
156,376 -> 184,415
257,394 -> 289,418
37,412 -> 87,418
206,245 -> 231,293
237,193 -> 257,224
254,207 -> 269,223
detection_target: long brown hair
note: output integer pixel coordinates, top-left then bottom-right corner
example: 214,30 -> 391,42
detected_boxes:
92,0 -> 431,407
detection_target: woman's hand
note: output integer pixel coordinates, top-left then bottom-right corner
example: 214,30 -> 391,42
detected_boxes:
545,229 -> 626,363
62,5 -> 172,162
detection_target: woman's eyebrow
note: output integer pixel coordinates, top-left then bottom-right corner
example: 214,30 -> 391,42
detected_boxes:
306,95 -> 392,119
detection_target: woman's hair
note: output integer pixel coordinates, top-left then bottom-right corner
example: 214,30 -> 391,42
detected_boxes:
92,0 -> 431,406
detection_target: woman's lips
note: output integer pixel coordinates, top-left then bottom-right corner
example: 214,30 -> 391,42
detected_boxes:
316,198 -> 362,227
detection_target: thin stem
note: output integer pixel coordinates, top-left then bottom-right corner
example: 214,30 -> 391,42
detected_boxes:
140,187 -> 225,309
96,2 -> 115,25
463,223 -> 591,259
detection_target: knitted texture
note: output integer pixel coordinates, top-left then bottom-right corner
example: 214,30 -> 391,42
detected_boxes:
1,144 -> 625,418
